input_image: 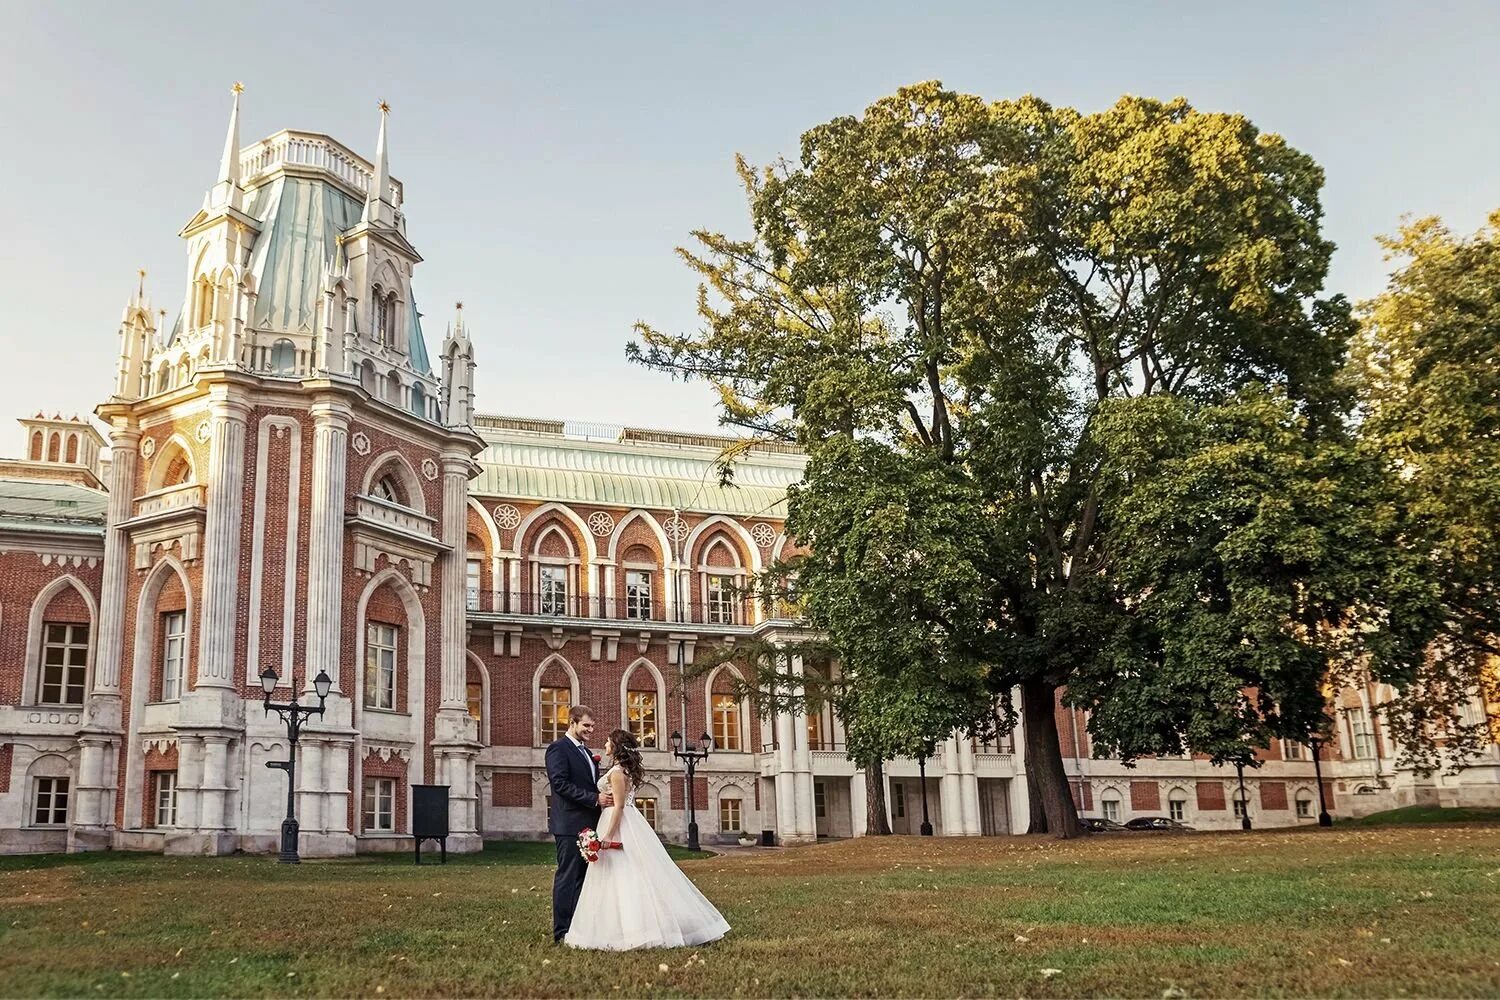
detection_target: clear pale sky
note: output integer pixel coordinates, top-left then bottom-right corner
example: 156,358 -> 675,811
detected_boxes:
1,1 -> 1496,447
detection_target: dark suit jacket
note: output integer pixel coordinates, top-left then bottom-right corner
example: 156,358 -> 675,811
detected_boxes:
545,737 -> 602,837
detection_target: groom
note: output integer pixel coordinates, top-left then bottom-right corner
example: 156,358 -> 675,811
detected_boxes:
545,704 -> 614,943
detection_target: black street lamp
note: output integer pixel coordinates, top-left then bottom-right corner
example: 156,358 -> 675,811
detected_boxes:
1235,760 -> 1252,831
670,729 -> 714,851
1309,736 -> 1333,827
260,666 -> 332,863
916,749 -> 934,837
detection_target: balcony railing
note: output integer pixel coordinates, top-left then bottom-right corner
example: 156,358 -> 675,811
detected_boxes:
352,496 -> 437,538
467,590 -> 755,627
132,483 -> 207,520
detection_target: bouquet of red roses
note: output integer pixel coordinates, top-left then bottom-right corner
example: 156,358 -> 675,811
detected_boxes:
577,827 -> 603,863
577,827 -> 622,863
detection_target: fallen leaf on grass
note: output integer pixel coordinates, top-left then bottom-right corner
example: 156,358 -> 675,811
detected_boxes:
1040,968 -> 1062,978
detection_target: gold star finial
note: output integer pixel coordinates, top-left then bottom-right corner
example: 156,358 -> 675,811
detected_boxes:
378,100 -> 390,114
231,81 -> 244,95
455,301 -> 463,311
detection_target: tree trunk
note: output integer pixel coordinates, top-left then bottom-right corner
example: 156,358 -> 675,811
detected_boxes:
1021,676 -> 1085,839
1026,761 -> 1050,834
865,759 -> 892,836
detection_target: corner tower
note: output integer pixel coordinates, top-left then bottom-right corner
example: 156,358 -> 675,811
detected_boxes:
88,87 -> 483,857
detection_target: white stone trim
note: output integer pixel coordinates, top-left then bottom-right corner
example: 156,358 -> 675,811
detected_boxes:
23,574 -> 98,707
618,657 -> 669,750
532,654 -> 579,747
513,502 -> 598,564
361,448 -> 427,515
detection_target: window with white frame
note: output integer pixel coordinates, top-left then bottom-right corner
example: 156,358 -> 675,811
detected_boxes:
160,611 -> 186,701
32,776 -> 69,826
627,690 -> 658,747
706,574 -> 735,625
635,796 -> 657,829
155,772 -> 178,827
1100,790 -> 1121,823
1295,790 -> 1314,818
719,796 -> 742,833
39,622 -> 88,705
365,623 -> 397,710
363,776 -> 395,832
465,559 -> 482,611
1348,707 -> 1375,759
1168,789 -> 1188,822
539,565 -> 568,616
540,686 -> 570,743
1282,740 -> 1306,761
372,474 -> 404,506
712,693 -> 742,751
625,570 -> 652,620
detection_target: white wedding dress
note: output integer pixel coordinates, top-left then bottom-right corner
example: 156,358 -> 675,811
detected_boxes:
564,766 -> 730,950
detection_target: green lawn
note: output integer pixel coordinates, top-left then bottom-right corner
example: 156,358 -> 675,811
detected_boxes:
1,825 -> 1497,997
1340,804 -> 1500,826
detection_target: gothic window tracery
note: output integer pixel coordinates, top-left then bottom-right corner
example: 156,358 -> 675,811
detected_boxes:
269,338 -> 296,374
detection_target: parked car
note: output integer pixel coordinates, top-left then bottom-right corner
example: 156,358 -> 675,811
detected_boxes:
1081,816 -> 1127,832
1124,816 -> 1194,831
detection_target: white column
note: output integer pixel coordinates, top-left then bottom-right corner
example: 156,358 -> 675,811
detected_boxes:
958,735 -> 981,835
298,741 -> 324,832
506,555 -> 521,612
93,423 -> 139,695
773,703 -> 798,844
176,736 -> 204,832
199,735 -> 232,832
305,401 -> 350,692
323,739 -> 352,836
439,455 -> 470,710
789,654 -> 816,840
849,773 -> 867,838
939,736 -> 963,836
196,396 -> 250,687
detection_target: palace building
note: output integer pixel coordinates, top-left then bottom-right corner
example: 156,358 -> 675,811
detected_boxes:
0,93 -> 1495,855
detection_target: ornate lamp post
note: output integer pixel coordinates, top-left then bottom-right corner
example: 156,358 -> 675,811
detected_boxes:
259,666 -> 332,864
1308,735 -> 1333,827
669,729 -> 714,851
917,744 -> 934,836
1234,760 -> 1252,831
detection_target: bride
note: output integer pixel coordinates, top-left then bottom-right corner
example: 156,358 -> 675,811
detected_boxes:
563,729 -> 731,950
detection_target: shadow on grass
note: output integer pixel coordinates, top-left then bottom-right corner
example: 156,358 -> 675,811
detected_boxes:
0,839 -> 713,875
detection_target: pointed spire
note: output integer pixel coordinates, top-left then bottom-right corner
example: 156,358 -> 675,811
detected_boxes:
362,100 -> 391,225
206,83 -> 245,212
218,83 -> 243,187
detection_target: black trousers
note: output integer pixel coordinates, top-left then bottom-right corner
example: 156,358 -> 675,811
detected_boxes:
553,834 -> 588,941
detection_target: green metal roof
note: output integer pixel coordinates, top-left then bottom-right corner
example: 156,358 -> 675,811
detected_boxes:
168,176 -> 434,376
0,477 -> 107,535
471,422 -> 806,518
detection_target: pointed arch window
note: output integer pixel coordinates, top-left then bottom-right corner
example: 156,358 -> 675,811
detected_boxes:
39,623 -> 89,706
373,475 -> 405,506
29,431 -> 43,461
194,277 -> 213,329
269,338 -> 296,375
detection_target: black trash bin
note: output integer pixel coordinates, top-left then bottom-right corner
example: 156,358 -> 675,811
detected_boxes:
760,829 -> 776,847
411,784 -> 450,864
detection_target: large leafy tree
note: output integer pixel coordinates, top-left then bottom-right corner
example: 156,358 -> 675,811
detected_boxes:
1350,212 -> 1500,767
633,83 -> 1355,837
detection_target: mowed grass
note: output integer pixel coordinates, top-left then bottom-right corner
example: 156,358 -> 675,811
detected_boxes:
1,826 -> 1497,998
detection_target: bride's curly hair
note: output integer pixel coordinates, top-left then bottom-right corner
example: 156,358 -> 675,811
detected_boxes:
606,729 -> 646,788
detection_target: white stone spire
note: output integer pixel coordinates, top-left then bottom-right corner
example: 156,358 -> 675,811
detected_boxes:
441,301 -> 476,427
206,83 -> 245,212
362,101 -> 392,226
